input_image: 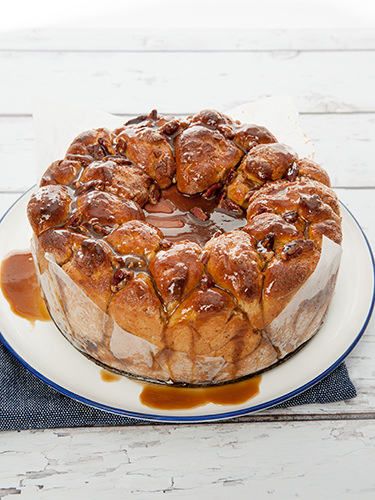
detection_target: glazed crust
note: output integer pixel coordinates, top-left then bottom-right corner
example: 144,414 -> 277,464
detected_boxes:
27,185 -> 72,236
27,109 -> 342,385
115,125 -> 175,189
149,240 -> 204,313
175,125 -> 243,195
107,273 -> 166,347
62,238 -> 114,312
203,231 -> 263,328
105,220 -> 163,259
234,123 -> 277,151
262,240 -> 320,325
80,159 -> 155,207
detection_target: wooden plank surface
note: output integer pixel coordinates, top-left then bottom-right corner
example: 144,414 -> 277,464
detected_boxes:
1,113 -> 375,192
1,421 -> 375,498
0,25 -> 374,498
1,28 -> 375,51
0,50 -> 374,115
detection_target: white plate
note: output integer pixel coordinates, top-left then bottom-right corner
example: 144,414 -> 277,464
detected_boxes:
0,187 -> 374,422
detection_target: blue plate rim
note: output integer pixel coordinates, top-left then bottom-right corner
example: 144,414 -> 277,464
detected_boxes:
0,188 -> 374,423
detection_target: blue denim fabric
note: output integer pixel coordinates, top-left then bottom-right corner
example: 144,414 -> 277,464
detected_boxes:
0,341 -> 356,431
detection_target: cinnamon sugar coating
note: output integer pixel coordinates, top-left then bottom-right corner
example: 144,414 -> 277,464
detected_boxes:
262,240 -> 320,325
27,185 -> 72,236
149,240 -> 204,313
40,159 -> 81,187
107,273 -> 166,348
203,231 -> 263,328
80,159 -> 155,207
296,157 -> 331,186
38,228 -> 86,265
105,220 -> 163,260
114,124 -> 175,189
27,109 -> 342,385
75,190 -> 145,236
175,124 -> 243,194
234,123 -> 277,151
62,238 -> 114,312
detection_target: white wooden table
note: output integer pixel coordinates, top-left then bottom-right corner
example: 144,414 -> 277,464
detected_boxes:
0,26 -> 375,498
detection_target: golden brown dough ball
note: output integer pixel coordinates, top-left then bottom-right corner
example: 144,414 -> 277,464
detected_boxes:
62,238 -> 114,312
27,185 -> 72,236
80,159 -> 155,207
243,212 -> 304,261
165,287 -> 235,357
226,143 -> 297,208
74,190 -> 144,234
107,273 -> 166,347
248,178 -> 340,217
239,143 -> 297,183
296,158 -> 331,187
149,240 -> 204,313
114,126 -> 175,189
175,125 -> 243,195
204,231 -> 263,327
191,109 -> 237,139
38,228 -> 86,265
246,179 -> 342,244
105,220 -> 163,260
208,311 -> 263,363
66,128 -> 116,163
262,239 -> 320,325
40,159 -> 81,187
234,124 -> 277,152
225,170 -> 258,208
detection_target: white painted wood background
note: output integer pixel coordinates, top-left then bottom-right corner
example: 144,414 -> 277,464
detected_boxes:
0,24 -> 374,499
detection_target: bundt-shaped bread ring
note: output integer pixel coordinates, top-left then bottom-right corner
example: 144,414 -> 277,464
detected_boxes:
27,109 -> 342,385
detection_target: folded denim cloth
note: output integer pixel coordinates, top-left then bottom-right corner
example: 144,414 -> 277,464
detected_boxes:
0,340 -> 356,431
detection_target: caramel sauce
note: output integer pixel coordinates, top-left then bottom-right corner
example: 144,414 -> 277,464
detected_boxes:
0,250 -> 50,323
144,185 -> 245,246
140,375 -> 261,410
100,369 -> 122,382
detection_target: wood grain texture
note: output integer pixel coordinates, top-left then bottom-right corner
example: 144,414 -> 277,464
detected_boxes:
0,26 -> 374,499
0,50 -> 374,115
0,422 -> 374,498
1,28 -> 375,51
1,113 -> 374,192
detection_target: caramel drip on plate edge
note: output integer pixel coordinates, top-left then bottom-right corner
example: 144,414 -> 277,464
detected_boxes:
99,369 -> 122,383
1,249 -> 261,410
0,250 -> 50,323
139,376 -> 261,410
100,368 -> 261,409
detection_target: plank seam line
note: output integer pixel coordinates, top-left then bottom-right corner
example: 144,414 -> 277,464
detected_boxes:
193,414 -> 375,424
0,48 -> 375,54
80,414 -> 375,426
1,111 -> 375,119
334,186 -> 375,190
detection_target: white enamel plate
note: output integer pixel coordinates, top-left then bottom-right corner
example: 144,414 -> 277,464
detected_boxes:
0,188 -> 374,422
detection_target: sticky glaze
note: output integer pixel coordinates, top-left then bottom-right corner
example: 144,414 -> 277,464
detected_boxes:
139,375 -> 261,410
0,250 -> 50,323
144,184 -> 245,246
100,369 -> 122,382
